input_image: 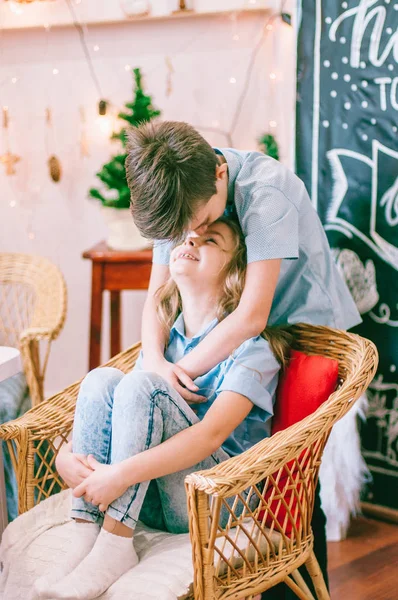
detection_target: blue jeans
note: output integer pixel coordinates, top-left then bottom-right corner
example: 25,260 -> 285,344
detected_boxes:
70,368 -> 231,533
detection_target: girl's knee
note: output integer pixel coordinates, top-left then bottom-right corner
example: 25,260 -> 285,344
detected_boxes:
116,370 -> 166,394
113,370 -> 170,408
79,367 -> 124,398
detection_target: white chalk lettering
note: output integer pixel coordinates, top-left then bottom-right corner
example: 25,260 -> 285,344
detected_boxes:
329,0 -> 398,68
374,77 -> 398,110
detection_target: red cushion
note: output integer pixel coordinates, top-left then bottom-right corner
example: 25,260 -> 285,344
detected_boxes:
258,350 -> 339,534
272,350 -> 339,434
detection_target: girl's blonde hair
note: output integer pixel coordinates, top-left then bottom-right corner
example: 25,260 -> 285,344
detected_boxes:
155,217 -> 292,366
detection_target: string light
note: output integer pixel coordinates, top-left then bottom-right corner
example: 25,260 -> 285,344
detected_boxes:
124,64 -> 131,71
8,2 -> 24,16
229,77 -> 237,84
11,77 -> 18,84
52,68 -> 59,75
269,120 -> 277,128
269,72 -> 276,80
96,115 -> 113,135
93,45 -> 100,52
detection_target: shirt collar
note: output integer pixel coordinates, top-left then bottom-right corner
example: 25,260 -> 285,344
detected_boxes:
171,313 -> 219,343
214,147 -> 242,205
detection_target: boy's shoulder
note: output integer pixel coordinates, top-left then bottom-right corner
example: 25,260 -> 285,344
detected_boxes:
217,147 -> 303,197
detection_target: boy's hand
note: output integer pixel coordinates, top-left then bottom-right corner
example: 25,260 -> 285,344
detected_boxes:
147,357 -> 207,404
56,448 -> 94,490
73,456 -> 128,513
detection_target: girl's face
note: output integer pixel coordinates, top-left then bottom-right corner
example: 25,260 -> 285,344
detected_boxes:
170,221 -> 236,288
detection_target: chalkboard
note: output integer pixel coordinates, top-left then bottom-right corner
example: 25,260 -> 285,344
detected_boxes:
296,0 -> 398,512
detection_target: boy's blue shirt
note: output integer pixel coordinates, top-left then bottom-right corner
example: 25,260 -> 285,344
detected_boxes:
153,148 -> 361,331
135,313 -> 280,457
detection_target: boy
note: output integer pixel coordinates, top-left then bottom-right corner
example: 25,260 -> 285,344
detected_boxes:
126,120 -> 361,597
126,120 -> 360,396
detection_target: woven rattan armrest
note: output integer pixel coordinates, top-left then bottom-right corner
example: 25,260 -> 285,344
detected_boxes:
0,342 -> 142,513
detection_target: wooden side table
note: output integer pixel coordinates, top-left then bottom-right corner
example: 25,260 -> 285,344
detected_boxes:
82,241 -> 152,370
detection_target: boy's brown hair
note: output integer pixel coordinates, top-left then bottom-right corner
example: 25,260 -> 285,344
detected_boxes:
126,120 -> 218,240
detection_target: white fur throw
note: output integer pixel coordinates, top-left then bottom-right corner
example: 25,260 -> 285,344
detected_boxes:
319,394 -> 369,541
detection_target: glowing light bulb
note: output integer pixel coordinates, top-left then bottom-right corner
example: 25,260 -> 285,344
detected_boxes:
125,64 -> 131,71
8,2 -> 24,16
53,68 -> 59,75
11,77 -> 18,84
269,72 -> 276,80
10,200 -> 16,208
97,116 -> 112,135
93,45 -> 100,52
269,120 -> 277,128
229,77 -> 237,84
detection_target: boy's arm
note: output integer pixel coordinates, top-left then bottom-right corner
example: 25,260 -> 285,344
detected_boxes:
141,263 -> 170,367
178,259 -> 281,379
142,263 -> 206,402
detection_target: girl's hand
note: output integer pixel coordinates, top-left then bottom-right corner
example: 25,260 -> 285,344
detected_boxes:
72,456 -> 128,512
56,449 -> 94,489
148,357 -> 207,404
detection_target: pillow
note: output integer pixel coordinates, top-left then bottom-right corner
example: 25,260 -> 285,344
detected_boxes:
258,350 -> 339,534
272,350 -> 339,434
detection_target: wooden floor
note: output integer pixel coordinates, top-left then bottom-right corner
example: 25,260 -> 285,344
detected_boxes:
328,517 -> 398,600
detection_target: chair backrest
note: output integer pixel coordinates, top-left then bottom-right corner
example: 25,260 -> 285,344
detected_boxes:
185,324 -> 378,598
0,253 -> 66,348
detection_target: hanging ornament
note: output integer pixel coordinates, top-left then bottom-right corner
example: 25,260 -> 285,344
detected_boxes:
0,107 -> 20,176
98,99 -> 108,115
165,56 -> 174,97
173,0 -> 193,13
79,106 -> 90,157
45,108 -> 62,182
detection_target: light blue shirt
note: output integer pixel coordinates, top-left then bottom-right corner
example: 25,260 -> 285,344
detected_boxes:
153,148 -> 361,331
135,314 -> 280,457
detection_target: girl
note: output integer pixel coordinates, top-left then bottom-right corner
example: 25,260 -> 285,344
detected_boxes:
34,218 -> 290,600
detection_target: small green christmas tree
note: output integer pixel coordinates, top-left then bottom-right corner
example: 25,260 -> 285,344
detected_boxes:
258,133 -> 279,161
89,68 -> 161,209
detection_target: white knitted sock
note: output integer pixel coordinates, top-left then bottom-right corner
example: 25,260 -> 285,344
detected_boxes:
33,521 -> 100,592
35,527 -> 138,599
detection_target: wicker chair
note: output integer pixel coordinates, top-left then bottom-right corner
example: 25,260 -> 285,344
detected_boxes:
0,324 -> 378,600
0,253 -> 67,407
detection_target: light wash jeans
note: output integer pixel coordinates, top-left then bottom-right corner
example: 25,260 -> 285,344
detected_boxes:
70,368 -> 232,533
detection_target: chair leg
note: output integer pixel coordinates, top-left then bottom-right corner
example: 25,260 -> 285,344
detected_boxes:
284,575 -> 313,600
291,569 -> 316,600
304,551 -> 331,600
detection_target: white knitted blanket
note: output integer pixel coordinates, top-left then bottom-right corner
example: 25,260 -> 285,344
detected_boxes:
0,490 -> 194,600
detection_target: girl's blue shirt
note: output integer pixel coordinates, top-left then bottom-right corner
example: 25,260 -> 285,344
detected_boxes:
135,313 -> 280,457
153,149 -> 361,331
